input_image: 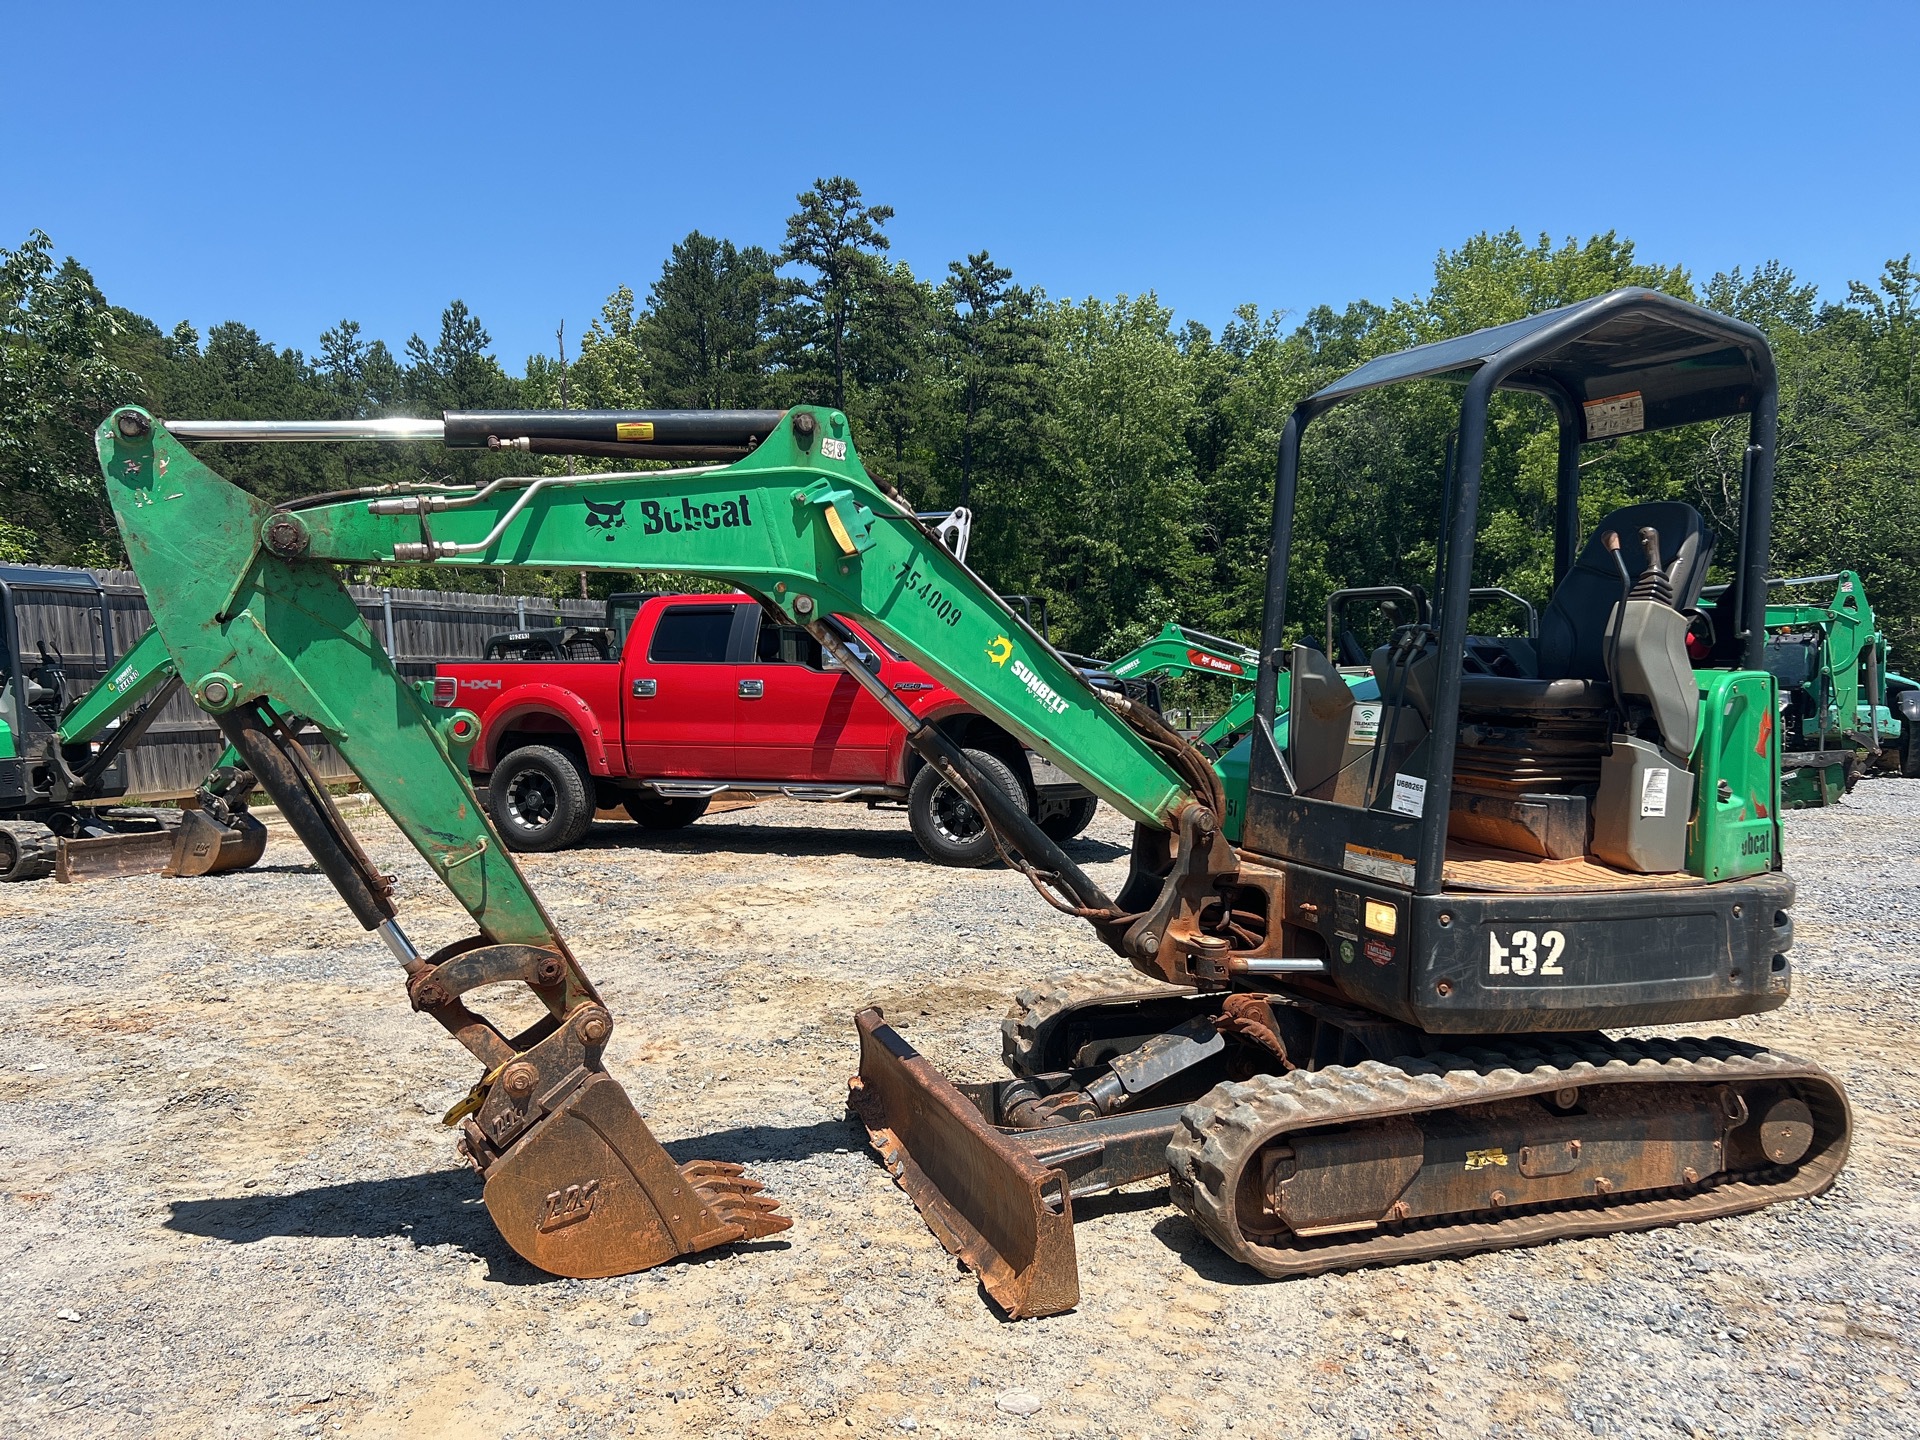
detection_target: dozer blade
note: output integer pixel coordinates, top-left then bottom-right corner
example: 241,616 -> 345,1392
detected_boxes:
849,1007 -> 1080,1319
480,1072 -> 790,1278
54,809 -> 269,883
56,828 -> 177,882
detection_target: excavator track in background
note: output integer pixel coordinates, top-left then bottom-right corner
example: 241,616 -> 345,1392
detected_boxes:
1169,1034 -> 1850,1277
1000,979 -> 1213,1078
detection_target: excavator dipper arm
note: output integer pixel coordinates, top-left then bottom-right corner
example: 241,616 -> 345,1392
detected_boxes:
94,404 -> 1234,1292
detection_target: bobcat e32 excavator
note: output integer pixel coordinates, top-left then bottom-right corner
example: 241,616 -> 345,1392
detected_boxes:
92,288 -> 1847,1316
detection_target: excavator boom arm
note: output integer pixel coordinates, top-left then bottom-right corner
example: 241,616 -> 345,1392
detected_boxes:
90,403 -> 1225,1285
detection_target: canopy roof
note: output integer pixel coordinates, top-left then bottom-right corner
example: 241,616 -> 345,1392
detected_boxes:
1304,287 -> 1774,439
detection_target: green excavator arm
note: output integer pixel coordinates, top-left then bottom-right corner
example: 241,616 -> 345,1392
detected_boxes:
94,403 -> 1234,1288
1101,621 -> 1261,752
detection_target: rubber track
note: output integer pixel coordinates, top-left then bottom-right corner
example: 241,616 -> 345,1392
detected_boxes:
1168,1034 -> 1851,1277
0,821 -> 57,882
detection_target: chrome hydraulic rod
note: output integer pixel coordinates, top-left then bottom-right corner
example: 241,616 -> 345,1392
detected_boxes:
166,418 -> 447,442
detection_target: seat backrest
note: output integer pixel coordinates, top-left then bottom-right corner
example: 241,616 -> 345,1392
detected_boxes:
1536,502 -> 1713,681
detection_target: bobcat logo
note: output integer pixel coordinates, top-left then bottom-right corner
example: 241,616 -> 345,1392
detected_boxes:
584,499 -> 627,540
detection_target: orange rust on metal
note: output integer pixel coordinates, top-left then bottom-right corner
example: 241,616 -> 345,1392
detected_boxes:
849,1007 -> 1079,1319
481,1072 -> 789,1278
53,808 -> 267,882
1215,993 -> 1296,1070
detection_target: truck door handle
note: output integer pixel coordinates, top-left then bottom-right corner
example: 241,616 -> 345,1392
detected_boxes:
632,678 -> 657,698
738,679 -> 764,699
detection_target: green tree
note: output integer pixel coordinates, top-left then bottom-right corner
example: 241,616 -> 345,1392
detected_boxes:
640,232 -> 779,409
934,251 -> 1047,512
779,176 -> 894,409
570,286 -> 648,409
404,300 -> 517,412
845,259 -> 938,489
0,231 -> 145,563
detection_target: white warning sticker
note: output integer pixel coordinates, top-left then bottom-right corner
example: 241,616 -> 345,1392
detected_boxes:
1343,844 -> 1415,886
1641,766 -> 1669,818
1584,391 -> 1645,438
1391,773 -> 1428,818
1347,702 -> 1383,743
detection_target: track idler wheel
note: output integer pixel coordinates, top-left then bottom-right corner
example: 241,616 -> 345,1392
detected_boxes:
0,821 -> 57,882
476,1073 -> 790,1277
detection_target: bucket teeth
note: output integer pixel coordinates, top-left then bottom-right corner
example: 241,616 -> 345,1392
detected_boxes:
685,1162 -> 792,1238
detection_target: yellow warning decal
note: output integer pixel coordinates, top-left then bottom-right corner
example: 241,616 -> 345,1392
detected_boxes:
1465,1147 -> 1510,1171
615,421 -> 655,441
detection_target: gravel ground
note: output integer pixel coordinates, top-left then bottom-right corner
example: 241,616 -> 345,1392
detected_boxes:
1,784 -> 1917,1439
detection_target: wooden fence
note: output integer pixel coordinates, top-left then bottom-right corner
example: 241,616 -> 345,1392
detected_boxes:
12,568 -> 602,799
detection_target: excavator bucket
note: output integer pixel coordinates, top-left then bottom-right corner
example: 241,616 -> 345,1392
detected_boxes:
54,808 -> 269,883
162,807 -> 269,877
849,1007 -> 1080,1318
477,1072 -> 791,1277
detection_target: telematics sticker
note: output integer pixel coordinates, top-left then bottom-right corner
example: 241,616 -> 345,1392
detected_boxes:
1391,773 -> 1428,817
1641,766 -> 1669,817
1584,391 -> 1645,438
1347,703 -> 1382,743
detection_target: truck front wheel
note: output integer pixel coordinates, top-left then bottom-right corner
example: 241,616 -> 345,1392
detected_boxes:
488,745 -> 595,852
908,749 -> 1026,867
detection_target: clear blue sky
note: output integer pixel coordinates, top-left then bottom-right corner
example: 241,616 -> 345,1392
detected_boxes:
6,2 -> 1916,370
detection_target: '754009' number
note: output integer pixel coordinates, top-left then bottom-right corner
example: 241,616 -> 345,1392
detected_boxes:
1487,929 -> 1566,977
892,556 -> 963,627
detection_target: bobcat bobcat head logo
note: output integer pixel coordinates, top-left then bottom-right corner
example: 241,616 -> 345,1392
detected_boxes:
584,500 -> 627,540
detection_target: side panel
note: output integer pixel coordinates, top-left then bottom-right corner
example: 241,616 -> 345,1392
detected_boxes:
454,677 -> 616,775
1687,669 -> 1780,881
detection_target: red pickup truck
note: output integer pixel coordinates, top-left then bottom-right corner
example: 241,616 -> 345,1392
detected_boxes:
432,591 -> 1097,864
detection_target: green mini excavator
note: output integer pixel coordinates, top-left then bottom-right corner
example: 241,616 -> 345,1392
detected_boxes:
91,288 -> 1848,1316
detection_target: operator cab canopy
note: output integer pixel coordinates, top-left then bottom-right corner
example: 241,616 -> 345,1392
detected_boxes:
1300,286 -> 1771,434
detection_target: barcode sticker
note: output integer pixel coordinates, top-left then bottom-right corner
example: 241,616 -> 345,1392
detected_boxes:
1391,773 -> 1428,818
1584,391 -> 1645,438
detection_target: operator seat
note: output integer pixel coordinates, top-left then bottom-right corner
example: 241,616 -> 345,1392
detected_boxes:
1457,501 -> 1712,707
1448,502 -> 1713,859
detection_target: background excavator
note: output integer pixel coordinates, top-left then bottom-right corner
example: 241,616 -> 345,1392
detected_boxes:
0,565 -> 265,882
92,287 -> 1848,1316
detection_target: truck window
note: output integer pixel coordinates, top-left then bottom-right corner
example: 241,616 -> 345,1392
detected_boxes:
649,605 -> 738,663
755,620 -> 825,668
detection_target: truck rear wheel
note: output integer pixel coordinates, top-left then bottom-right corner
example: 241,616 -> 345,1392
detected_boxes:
1038,796 -> 1099,843
488,745 -> 595,852
908,748 -> 1025,867
623,795 -> 710,830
